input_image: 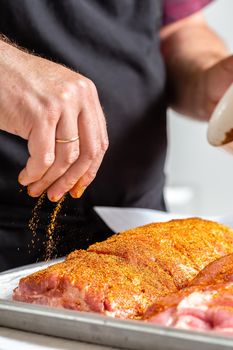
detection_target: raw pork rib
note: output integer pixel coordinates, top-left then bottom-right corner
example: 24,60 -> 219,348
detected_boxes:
13,218 -> 233,322
88,218 -> 233,288
189,253 -> 233,287
13,250 -> 170,319
144,254 -> 233,334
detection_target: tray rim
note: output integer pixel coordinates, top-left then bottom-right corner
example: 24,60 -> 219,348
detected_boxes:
0,298 -> 232,339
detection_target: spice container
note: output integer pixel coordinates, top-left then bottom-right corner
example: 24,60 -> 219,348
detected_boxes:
208,83 -> 233,151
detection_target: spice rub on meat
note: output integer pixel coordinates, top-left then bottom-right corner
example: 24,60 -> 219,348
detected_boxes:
144,254 -> 233,335
88,218 -> 233,289
13,250 -> 171,319
13,218 -> 233,322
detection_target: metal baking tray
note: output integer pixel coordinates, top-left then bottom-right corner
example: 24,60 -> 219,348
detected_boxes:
1,261 -> 233,350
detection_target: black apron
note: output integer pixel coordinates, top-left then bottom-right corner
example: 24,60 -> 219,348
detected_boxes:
0,0 -> 167,271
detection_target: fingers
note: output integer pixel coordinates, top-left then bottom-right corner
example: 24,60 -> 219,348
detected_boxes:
69,85 -> 108,198
22,77 -> 108,201
46,105 -> 97,200
27,108 -> 79,199
69,151 -> 105,198
206,55 -> 233,105
18,118 -> 57,186
46,83 -> 108,201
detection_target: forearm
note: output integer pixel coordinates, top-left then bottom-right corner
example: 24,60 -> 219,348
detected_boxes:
160,13 -> 229,120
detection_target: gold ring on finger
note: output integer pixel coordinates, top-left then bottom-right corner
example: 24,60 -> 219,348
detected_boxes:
55,136 -> 79,144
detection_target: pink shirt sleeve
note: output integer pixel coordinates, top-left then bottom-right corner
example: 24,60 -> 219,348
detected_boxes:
163,0 -> 213,25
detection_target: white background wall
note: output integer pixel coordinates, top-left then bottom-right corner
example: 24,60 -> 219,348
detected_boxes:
165,0 -> 233,216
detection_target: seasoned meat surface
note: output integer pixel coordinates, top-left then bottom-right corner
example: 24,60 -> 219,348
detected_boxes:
189,253 -> 233,287
88,218 -> 233,288
144,254 -> 233,334
13,250 -> 172,319
13,218 -> 233,323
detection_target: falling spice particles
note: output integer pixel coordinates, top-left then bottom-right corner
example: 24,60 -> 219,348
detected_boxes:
28,192 -> 47,254
28,193 -> 66,260
45,195 -> 66,261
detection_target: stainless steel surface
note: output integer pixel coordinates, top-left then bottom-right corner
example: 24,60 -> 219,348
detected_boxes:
1,262 -> 233,350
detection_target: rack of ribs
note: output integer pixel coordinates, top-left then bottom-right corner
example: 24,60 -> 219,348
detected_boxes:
144,254 -> 233,334
13,250 -> 172,319
88,217 -> 233,289
13,218 -> 233,322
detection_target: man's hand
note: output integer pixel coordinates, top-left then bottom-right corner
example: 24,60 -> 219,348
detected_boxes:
0,39 -> 108,201
160,12 -> 233,120
199,55 -> 233,120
